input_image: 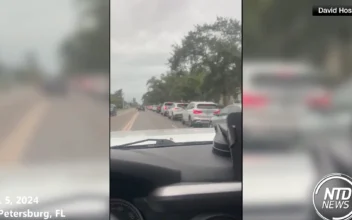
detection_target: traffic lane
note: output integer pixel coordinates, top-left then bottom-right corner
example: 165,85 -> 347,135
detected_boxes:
0,96 -> 40,142
0,85 -> 38,107
130,110 -> 188,131
110,109 -> 137,131
22,92 -> 109,165
0,87 -> 45,165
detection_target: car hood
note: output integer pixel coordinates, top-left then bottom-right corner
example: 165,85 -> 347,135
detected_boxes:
111,128 -> 216,147
243,151 -> 316,207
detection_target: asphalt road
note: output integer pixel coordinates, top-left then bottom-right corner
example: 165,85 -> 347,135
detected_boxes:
0,86 -> 109,167
0,87 -> 196,168
110,109 -> 188,131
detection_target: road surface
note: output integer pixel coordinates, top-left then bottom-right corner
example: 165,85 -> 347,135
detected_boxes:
0,86 -> 109,167
0,87 -> 199,167
110,109 -> 189,131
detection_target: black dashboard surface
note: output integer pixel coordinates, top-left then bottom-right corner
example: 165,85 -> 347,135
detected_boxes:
110,143 -> 240,220
110,144 -> 234,184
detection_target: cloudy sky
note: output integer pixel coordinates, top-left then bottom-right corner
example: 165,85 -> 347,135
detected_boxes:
111,0 -> 242,102
0,0 -> 76,74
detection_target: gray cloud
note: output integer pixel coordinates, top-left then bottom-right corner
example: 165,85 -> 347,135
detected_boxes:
111,0 -> 242,103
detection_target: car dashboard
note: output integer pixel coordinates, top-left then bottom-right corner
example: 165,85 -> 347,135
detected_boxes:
110,143 -> 241,220
110,176 -> 200,220
110,178 -> 241,220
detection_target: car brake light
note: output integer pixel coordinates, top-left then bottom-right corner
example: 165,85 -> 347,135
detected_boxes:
243,93 -> 268,107
193,110 -> 202,114
306,93 -> 330,108
164,106 -> 167,110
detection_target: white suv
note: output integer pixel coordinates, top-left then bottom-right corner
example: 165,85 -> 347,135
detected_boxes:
160,102 -> 174,116
167,103 -> 188,120
182,101 -> 219,127
243,60 -> 329,144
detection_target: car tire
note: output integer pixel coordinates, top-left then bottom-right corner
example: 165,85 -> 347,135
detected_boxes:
188,117 -> 193,127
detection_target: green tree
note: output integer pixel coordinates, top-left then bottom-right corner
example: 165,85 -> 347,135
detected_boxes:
60,0 -> 109,76
110,89 -> 124,108
244,0 -> 352,81
142,17 -> 242,106
12,51 -> 44,84
132,98 -> 138,107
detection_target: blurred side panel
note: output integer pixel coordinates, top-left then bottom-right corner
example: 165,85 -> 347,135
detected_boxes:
243,0 -> 352,220
0,0 -> 110,219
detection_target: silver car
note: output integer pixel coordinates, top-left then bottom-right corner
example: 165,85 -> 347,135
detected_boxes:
160,102 -> 173,116
167,103 -> 188,120
182,101 -> 219,127
110,104 -> 117,116
209,103 -> 242,127
243,60 -> 329,144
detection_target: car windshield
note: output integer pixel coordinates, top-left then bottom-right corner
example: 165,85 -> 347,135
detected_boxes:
197,104 -> 217,109
228,105 -> 242,113
177,103 -> 188,108
110,2 -> 242,147
252,72 -> 321,90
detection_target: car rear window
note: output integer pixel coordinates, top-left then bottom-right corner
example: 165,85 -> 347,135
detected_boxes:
177,103 -> 188,108
197,104 -> 217,109
252,73 -> 321,89
164,102 -> 173,106
229,105 -> 242,113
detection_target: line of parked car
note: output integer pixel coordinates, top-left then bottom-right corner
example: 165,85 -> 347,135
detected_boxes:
146,101 -> 242,128
110,104 -> 117,116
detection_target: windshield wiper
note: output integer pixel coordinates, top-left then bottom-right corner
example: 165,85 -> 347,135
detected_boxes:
111,139 -> 175,148
111,138 -> 212,149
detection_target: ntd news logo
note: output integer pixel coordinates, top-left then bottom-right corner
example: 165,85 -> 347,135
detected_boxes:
313,173 -> 352,220
324,187 -> 351,209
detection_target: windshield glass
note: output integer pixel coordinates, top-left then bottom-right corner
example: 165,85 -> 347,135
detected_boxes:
177,103 -> 188,108
110,1 -> 242,147
252,73 -> 320,90
197,104 -> 218,109
228,105 -> 242,113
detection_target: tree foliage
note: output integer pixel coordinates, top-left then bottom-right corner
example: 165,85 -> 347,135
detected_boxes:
110,89 -> 124,109
60,0 -> 109,75
244,0 -> 352,80
142,17 -> 242,106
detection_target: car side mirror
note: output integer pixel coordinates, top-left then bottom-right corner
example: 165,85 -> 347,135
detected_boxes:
212,111 -> 242,182
227,112 -> 242,182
